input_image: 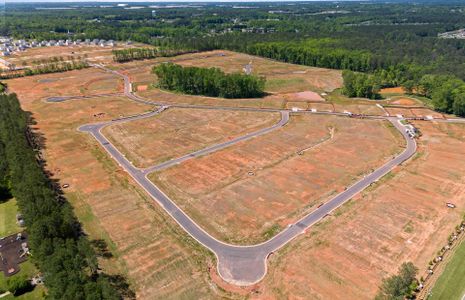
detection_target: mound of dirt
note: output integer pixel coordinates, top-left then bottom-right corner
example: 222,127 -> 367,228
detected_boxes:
137,85 -> 148,91
391,98 -> 417,106
380,87 -> 405,94
293,91 -> 325,101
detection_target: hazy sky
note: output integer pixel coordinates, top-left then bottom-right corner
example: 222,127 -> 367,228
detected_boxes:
6,0 -> 343,3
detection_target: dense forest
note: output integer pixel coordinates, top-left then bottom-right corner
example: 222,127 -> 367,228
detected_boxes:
0,94 -> 122,299
153,63 -> 265,98
3,1 -> 465,78
0,85 -> 10,201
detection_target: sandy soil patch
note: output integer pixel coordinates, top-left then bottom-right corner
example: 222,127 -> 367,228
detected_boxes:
138,87 -> 285,110
293,91 -> 325,101
334,103 -> 385,116
6,44 -> 147,67
137,85 -> 148,92
150,114 -> 404,244
380,87 -> 405,94
411,108 -> 444,119
385,107 -> 417,118
4,68 -> 123,101
286,101 -> 308,110
390,98 -> 419,106
308,102 -> 335,112
103,108 -> 280,168
256,121 -> 465,300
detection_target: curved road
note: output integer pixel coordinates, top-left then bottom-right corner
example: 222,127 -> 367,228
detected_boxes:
78,65 -> 420,285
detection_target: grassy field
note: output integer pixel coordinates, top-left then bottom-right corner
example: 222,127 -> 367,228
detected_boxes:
0,199 -> 44,299
430,239 -> 465,300
0,199 -> 21,237
0,261 -> 45,299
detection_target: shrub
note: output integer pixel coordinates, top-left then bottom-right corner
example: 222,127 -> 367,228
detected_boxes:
375,262 -> 418,300
7,275 -> 31,296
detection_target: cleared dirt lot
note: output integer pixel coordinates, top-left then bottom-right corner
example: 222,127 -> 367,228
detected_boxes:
333,103 -> 385,115
6,44 -> 147,67
6,70 -> 230,299
103,108 -> 280,168
385,107 -> 444,119
388,97 -> 421,106
149,114 -> 404,244
5,67 -> 124,101
380,86 -> 406,95
167,50 -> 342,93
8,48 -> 464,299
255,121 -> 465,299
111,50 -> 342,109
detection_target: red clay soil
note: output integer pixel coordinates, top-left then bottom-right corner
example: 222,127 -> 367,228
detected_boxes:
380,87 -> 405,94
292,91 -> 325,101
150,114 -> 403,244
137,85 -> 148,91
390,98 -> 418,106
6,70 -> 230,299
255,121 -> 465,299
103,108 -> 280,168
4,68 -> 124,101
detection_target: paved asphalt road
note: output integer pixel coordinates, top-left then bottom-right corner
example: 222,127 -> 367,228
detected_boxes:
79,100 -> 416,286
77,64 -> 465,285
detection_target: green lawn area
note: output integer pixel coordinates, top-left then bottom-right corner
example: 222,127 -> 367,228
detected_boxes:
265,77 -> 307,92
430,239 -> 465,300
0,199 -> 21,238
0,199 -> 45,299
0,261 -> 45,299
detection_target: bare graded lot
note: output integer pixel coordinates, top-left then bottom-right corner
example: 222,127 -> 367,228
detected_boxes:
333,103 -> 385,115
103,108 -> 280,168
169,50 -> 342,93
385,107 -> 417,118
149,114 -> 404,244
380,86 -> 406,95
255,121 -> 465,300
5,67 -> 124,101
110,50 -> 342,109
7,44 -> 147,67
6,69 -> 233,299
389,97 -> 421,106
8,48 -> 463,299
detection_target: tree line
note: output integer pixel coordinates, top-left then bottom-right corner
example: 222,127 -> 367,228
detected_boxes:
153,63 -> 265,99
342,71 -> 380,100
0,84 -> 9,201
401,73 -> 465,117
112,48 -> 194,63
0,59 -> 88,80
248,40 -> 375,72
342,67 -> 465,117
0,93 -> 121,299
